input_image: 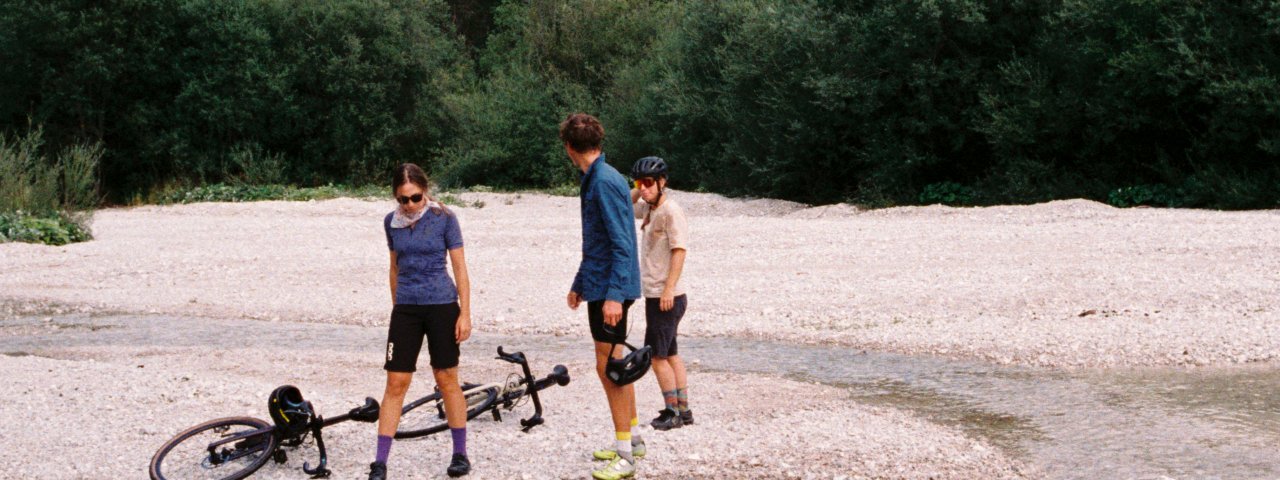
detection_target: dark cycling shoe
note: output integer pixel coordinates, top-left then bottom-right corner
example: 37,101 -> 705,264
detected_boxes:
368,461 -> 387,480
447,453 -> 471,477
680,409 -> 694,426
649,407 -> 683,431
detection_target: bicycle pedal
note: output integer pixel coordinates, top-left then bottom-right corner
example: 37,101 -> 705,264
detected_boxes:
273,450 -> 288,464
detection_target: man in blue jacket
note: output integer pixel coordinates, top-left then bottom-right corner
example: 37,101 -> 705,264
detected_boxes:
560,113 -> 644,480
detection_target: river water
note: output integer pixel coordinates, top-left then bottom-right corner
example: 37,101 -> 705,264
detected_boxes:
3,314 -> 1277,479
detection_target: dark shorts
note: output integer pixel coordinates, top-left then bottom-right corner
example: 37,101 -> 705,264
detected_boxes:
588,299 -> 636,343
644,295 -> 687,357
384,303 -> 460,372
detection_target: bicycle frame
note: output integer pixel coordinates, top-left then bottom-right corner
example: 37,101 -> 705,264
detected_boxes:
402,346 -> 570,433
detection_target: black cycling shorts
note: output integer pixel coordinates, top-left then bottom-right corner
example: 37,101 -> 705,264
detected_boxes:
588,299 -> 635,343
384,303 -> 460,372
644,294 -> 687,357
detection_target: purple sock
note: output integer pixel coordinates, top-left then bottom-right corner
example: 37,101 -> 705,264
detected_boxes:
450,427 -> 467,456
375,434 -> 393,464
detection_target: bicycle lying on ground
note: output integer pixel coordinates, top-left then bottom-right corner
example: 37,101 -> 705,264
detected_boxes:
395,346 -> 570,438
149,346 -> 570,480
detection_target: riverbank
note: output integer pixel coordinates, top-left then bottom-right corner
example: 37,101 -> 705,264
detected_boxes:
0,311 -> 1029,479
1,191 -> 1277,367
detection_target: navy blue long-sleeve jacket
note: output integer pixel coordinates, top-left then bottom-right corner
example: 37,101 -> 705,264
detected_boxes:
571,153 -> 642,303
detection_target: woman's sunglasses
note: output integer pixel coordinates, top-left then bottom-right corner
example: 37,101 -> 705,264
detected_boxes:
396,193 -> 424,205
633,178 -> 656,188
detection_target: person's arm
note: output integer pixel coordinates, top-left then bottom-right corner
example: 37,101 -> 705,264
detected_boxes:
660,203 -> 689,311
600,184 -> 637,324
449,246 -> 472,343
569,265 -> 583,309
632,189 -> 646,220
389,251 -> 398,306
660,248 -> 686,311
568,190 -> 587,310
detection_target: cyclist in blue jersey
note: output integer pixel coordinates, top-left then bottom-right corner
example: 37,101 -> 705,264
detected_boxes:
369,163 -> 473,479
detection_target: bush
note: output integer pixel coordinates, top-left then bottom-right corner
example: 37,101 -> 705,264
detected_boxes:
1107,184 -> 1183,208
156,183 -> 392,204
0,210 -> 92,245
0,128 -> 99,245
919,182 -> 977,206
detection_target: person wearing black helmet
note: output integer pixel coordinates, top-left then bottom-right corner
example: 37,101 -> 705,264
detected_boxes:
559,113 -> 645,480
628,156 -> 693,431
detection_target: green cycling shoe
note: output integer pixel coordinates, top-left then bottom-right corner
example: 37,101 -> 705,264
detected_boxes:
592,437 -> 646,461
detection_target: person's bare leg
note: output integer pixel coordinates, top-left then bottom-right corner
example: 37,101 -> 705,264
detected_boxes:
670,355 -> 687,390
652,357 -> 676,392
595,341 -> 632,433
377,372 -> 413,436
433,367 -> 466,428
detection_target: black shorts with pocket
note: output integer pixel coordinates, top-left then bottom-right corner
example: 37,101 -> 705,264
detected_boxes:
384,303 -> 460,372
588,299 -> 635,343
644,294 -> 687,357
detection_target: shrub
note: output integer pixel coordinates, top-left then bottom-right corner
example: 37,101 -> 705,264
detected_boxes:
1107,184 -> 1183,208
0,210 -> 92,245
919,182 -> 977,206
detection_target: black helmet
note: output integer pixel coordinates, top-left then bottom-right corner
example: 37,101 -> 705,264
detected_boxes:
630,156 -> 668,180
605,341 -> 652,386
268,385 -> 314,436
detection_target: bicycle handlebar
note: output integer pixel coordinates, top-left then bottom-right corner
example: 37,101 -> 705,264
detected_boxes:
495,346 -> 557,432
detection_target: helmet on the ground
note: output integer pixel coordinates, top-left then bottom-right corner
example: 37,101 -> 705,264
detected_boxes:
630,156 -> 668,180
605,342 -> 652,386
268,385 -> 314,436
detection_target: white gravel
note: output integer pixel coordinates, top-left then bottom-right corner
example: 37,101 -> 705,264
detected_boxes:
2,191 -> 1278,367
0,314 -> 1029,479
4,190 -> 1275,478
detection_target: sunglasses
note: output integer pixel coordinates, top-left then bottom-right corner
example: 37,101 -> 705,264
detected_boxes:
396,193 -> 424,205
633,178 -> 657,188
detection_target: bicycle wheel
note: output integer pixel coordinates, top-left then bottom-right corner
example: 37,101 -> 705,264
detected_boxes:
395,385 -> 498,439
149,417 -> 278,480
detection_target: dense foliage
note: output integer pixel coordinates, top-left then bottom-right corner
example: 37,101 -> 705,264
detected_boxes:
3,0 -> 1278,208
0,128 -> 99,244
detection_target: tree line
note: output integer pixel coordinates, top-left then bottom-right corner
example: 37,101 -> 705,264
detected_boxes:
3,0 -> 1277,208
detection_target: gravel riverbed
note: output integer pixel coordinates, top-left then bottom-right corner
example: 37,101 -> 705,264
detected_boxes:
1,191 -> 1276,478
1,191 -> 1277,368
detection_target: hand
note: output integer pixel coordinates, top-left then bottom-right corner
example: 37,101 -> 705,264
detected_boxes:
455,312 -> 472,344
660,290 -> 675,312
567,291 -> 582,310
603,300 -> 622,326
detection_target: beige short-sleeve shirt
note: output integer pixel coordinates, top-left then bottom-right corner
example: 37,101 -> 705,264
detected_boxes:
634,197 -> 688,298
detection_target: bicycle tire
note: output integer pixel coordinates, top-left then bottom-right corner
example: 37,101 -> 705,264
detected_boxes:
149,416 -> 278,480
395,386 -> 498,439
